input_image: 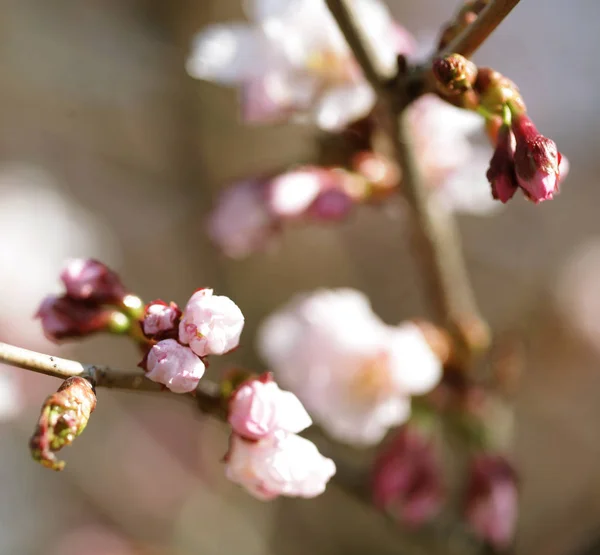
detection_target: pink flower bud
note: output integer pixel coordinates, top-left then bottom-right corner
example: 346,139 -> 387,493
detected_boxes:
144,339 -> 205,394
486,124 -> 519,204
224,431 -> 336,500
308,188 -> 354,221
371,426 -> 444,527
207,180 -> 277,259
228,374 -> 312,440
60,259 -> 126,304
142,300 -> 181,340
36,295 -> 114,343
179,289 -> 244,356
512,113 -> 562,203
465,454 -> 518,549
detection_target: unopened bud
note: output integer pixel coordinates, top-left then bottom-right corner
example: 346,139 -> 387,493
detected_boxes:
511,113 -> 561,203
60,259 -> 127,305
433,54 -> 478,95
36,295 -> 116,343
486,124 -> 519,203
29,377 -> 96,471
142,300 -> 181,340
352,151 -> 400,198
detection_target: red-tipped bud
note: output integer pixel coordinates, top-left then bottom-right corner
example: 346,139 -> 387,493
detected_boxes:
29,377 -> 97,471
141,300 -> 181,340
512,113 -> 562,203
486,124 -> 519,203
371,426 -> 444,527
465,454 -> 518,549
432,54 -> 478,95
36,295 -> 120,343
60,259 -> 127,305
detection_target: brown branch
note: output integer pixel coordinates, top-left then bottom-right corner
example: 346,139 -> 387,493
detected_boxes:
440,0 -> 522,60
0,341 -> 224,415
325,0 -> 490,359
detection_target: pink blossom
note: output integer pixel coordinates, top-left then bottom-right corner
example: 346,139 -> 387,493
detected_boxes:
465,454 -> 518,549
257,289 -> 443,445
60,258 -> 126,304
228,374 -> 312,440
207,180 -> 277,259
225,431 -> 336,500
512,113 -> 562,203
36,295 -> 113,343
266,168 -> 328,219
187,0 -> 413,131
486,124 -> 518,203
145,339 -> 205,394
142,300 -> 181,340
179,289 -> 244,356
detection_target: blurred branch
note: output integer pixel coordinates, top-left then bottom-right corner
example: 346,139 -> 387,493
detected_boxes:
0,341 -> 223,415
325,0 -> 490,358
440,0 -> 522,59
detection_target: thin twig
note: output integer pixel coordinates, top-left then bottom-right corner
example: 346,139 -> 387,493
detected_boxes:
325,0 -> 490,358
0,341 -> 224,415
440,0 -> 522,60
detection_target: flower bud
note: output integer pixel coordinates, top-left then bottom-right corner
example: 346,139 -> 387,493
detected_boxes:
179,289 -> 245,357
475,68 -> 525,116
142,300 -> 181,340
433,54 -> 478,95
465,453 -> 518,549
60,259 -> 127,305
224,431 -> 336,500
29,377 -> 96,471
308,188 -> 354,221
511,113 -> 562,203
486,124 -> 519,203
372,426 -> 444,527
228,373 -> 312,440
36,295 -> 117,343
352,151 -> 400,197
144,339 -> 205,394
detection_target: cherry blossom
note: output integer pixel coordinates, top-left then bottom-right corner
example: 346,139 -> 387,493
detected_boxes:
228,374 -> 312,440
179,289 -> 245,357
257,289 -> 443,445
145,339 -> 206,394
187,0 -> 414,131
224,431 -> 336,500
141,300 -> 181,340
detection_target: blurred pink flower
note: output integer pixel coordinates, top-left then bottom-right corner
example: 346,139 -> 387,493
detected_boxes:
179,288 -> 245,357
145,339 -> 205,393
142,300 -> 181,340
257,289 -> 442,445
465,454 -> 518,549
60,258 -> 126,305
266,168 -> 329,218
371,425 -> 444,526
186,0 -> 414,131
228,373 -> 312,440
225,431 -> 336,500
207,179 -> 277,259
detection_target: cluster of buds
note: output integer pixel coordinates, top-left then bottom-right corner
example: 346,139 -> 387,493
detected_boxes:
140,289 -> 245,393
29,377 -> 96,471
208,162 -> 399,258
224,373 -> 336,500
36,259 -> 141,342
433,55 -> 567,204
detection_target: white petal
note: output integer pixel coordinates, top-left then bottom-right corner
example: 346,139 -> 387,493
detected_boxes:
276,390 -> 312,433
186,24 -> 271,84
314,83 -> 376,131
388,323 -> 443,395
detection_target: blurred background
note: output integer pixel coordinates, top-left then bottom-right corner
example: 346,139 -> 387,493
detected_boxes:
1,0 -> 600,553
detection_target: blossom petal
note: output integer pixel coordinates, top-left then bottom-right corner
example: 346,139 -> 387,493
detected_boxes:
314,83 -> 376,131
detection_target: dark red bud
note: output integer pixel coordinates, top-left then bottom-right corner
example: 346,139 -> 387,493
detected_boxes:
60,259 -> 127,305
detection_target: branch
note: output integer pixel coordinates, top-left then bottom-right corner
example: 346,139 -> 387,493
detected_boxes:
325,0 -> 490,358
440,0 -> 522,60
0,341 -> 223,415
